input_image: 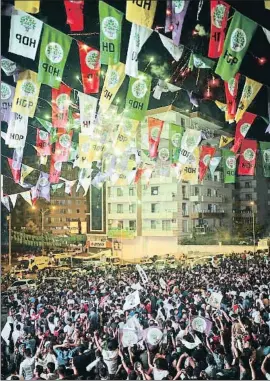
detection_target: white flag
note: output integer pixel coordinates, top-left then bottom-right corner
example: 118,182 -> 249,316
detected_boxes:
159,278 -> 167,290
64,180 -> 77,195
153,80 -> 180,100
9,194 -> 18,208
20,190 -> 32,206
209,157 -> 221,180
262,27 -> 270,44
2,196 -> 10,211
77,178 -> 91,195
208,292 -> 223,309
1,56 -> 17,76
126,23 -> 153,78
1,83 -> 15,123
7,113 -> 28,149
159,34 -> 184,61
135,264 -> 148,284
9,9 -> 43,60
179,129 -> 201,164
123,290 -> 140,311
78,92 -> 98,135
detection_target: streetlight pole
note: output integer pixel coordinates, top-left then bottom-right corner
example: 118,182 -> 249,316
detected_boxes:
250,201 -> 256,255
7,214 -> 12,268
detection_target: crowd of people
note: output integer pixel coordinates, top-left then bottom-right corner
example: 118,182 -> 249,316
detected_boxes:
1,251 -> 270,380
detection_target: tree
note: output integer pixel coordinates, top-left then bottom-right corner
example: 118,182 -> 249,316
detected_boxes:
25,220 -> 39,235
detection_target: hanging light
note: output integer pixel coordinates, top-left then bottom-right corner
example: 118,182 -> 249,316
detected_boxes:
258,57 -> 267,65
169,24 -> 174,31
166,8 -> 171,16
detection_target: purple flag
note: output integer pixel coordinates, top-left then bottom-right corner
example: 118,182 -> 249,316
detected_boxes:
165,0 -> 190,45
1,83 -> 15,123
37,172 -> 50,201
191,316 -> 212,336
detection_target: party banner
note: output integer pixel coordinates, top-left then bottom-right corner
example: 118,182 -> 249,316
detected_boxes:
1,83 -> 15,123
12,70 -> 41,118
208,1 -> 230,58
78,92 -> 98,134
21,190 -> 33,206
99,1 -> 123,65
153,80 -> 180,100
179,128 -> 201,164
14,0 -> 40,13
135,264 -> 148,284
126,0 -> 157,29
1,57 -> 18,76
222,149 -> 236,183
166,0 -> 190,45
159,34 -> 184,61
52,84 -> 72,129
49,156 -> 62,183
191,316 -> 213,336
38,24 -> 72,88
114,128 -> 131,156
125,73 -> 151,121
78,42 -> 100,94
180,147 -> 199,184
36,129 -> 51,156
148,117 -> 164,158
231,112 -> 256,153
6,113 -> 28,149
199,146 -> 216,181
209,156 -> 221,180
9,194 -> 18,208
64,0 -> 84,32
224,73 -> 240,119
260,142 -> 270,177
9,9 -> 43,59
99,62 -> 126,112
219,135 -> 234,148
215,11 -> 257,81
37,172 -> 50,201
123,290 -> 140,311
235,77 -> 262,122
188,53 -> 215,70
20,164 -> 34,184
78,134 -> 93,168
8,158 -> 21,183
54,132 -> 73,162
64,180 -> 76,195
2,196 -> 10,212
238,139 -> 257,176
169,123 -> 184,163
126,23 -> 153,78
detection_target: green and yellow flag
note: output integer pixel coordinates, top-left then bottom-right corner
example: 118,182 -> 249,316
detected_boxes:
222,149 -> 236,183
99,62 -> 125,112
219,135 -> 234,148
125,73 -> 151,121
235,77 -> 262,122
169,123 -> 184,163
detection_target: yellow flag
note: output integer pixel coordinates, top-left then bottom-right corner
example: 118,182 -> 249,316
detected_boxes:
114,118 -> 139,156
116,173 -> 128,186
235,77 -> 262,122
99,62 -> 126,112
180,147 -> 199,184
12,70 -> 41,118
15,0 -> 40,13
126,0 -> 157,28
219,135 -> 234,148
215,101 -> 231,122
78,134 -> 92,168
265,1 -> 270,10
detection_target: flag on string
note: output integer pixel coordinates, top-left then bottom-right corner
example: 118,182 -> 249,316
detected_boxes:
99,62 -> 126,112
266,88 -> 270,134
126,0 -> 157,29
78,42 -> 100,94
222,149 -> 236,183
260,142 -> 270,177
8,158 -> 21,183
51,183 -> 64,193
64,180 -> 77,195
235,77 -> 262,123
1,83 -> 15,123
148,117 -> 164,158
6,113 -> 28,149
125,73 -> 151,121
114,129 -> 132,156
54,132 -> 73,162
208,0 -> 230,58
188,53 -> 215,70
126,23 -> 152,78
135,168 -> 144,183
38,24 -> 72,88
153,80 -> 180,100
78,133 -> 93,168
31,185 -> 39,205
37,172 -> 50,201
49,156 -> 62,184
215,101 -> 231,122
35,118 -> 57,143
199,146 -> 216,181
9,194 -> 18,208
20,164 -> 34,184
209,156 -> 221,180
123,290 -> 140,311
215,11 -> 257,81
224,73 -> 240,120
165,0 -> 190,45
2,196 -> 10,211
238,139 -> 257,176
52,84 -> 72,129
64,0 -> 84,32
78,92 -> 97,134
1,56 -> 18,76
159,34 -> 184,61
36,129 -> 51,156
169,123 -> 184,163
262,27 -> 270,44
12,70 -> 41,118
231,112 -> 257,153
99,1 -> 123,65
9,9 -> 43,59
69,141 -> 78,161
265,1 -> 270,10
14,0 -> 40,13
179,128 -> 201,164
219,135 -> 234,148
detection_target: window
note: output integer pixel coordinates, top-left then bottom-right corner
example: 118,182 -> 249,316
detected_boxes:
129,204 -> 135,213
108,204 -> 111,213
151,220 -> 157,229
67,200 -> 72,205
118,220 -> 123,229
108,187 -> 111,197
208,204 -> 212,212
151,203 -> 159,213
182,220 -> 188,233
180,118 -> 186,128
117,204 -> 123,213
245,181 -> 251,188
76,200 -> 81,205
182,186 -> 187,198
214,175 -> 218,182
117,188 -> 123,197
151,186 -> 159,195
194,187 -> 199,196
162,220 -> 171,231
129,187 -> 135,196
245,194 -> 252,201
67,209 -> 72,214
182,203 -> 188,216
77,209 -> 80,213
129,220 -> 136,230
207,189 -> 211,197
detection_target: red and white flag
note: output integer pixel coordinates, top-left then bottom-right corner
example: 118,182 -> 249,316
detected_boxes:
78,41 -> 100,94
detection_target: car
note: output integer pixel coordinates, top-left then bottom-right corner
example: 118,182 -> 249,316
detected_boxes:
8,279 -> 37,292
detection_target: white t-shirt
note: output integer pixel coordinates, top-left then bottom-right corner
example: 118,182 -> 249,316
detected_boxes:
153,368 -> 169,380
19,357 -> 35,380
48,322 -> 56,334
102,349 -> 118,375
64,324 -> 74,336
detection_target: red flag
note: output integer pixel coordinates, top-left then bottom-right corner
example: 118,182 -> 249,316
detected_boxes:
64,0 -> 84,32
36,129 -> 51,156
148,117 -> 164,158
238,139 -> 257,176
8,158 -> 20,183
208,1 -> 230,58
135,168 -> 144,184
199,146 -> 216,181
231,112 -> 257,154
52,84 -> 72,130
54,131 -> 73,162
49,156 -> 62,184
78,41 -> 100,94
224,73 -> 240,119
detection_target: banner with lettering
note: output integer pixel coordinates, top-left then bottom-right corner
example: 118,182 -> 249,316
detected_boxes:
9,9 -> 43,60
126,23 -> 153,77
208,1 -> 230,58
114,128 -> 131,156
99,1 -> 123,65
179,128 -> 201,164
215,11 -> 257,81
199,146 -> 216,181
125,73 -> 151,121
231,112 -> 256,153
165,0 -> 190,45
6,113 -> 28,149
12,70 -> 41,118
222,149 -> 236,183
126,0 -> 157,29
78,92 -> 97,134
224,73 -> 240,120
8,158 -> 21,183
78,134 -> 93,168
238,139 -> 257,176
36,129 -> 51,156
209,156 -> 221,180
37,172 -> 50,201
14,0 -> 40,13
1,83 -> 15,123
52,84 -> 72,129
148,117 -> 164,158
78,42 -> 100,94
180,147 -> 199,184
64,0 -> 84,32
169,123 -> 184,163
260,142 -> 270,177
99,62 -> 126,112
49,156 -> 62,183
38,24 -> 72,88
54,132 -> 73,162
235,78 -> 262,122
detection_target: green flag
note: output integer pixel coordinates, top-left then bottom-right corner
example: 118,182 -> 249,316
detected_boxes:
38,24 -> 72,89
260,141 -> 270,177
36,117 -> 58,143
215,11 -> 257,81
125,73 -> 151,121
222,149 -> 236,183
169,123 -> 184,163
188,53 -> 215,70
99,1 -> 123,65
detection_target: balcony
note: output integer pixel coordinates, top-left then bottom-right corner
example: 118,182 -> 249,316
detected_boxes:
107,195 -> 137,202
190,210 -> 225,219
108,212 -> 137,220
142,193 -> 175,202
142,211 -> 175,219
189,195 -> 223,203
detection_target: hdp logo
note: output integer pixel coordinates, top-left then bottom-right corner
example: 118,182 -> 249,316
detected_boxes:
102,17 -> 119,40
20,15 -> 36,32
45,42 -> 64,63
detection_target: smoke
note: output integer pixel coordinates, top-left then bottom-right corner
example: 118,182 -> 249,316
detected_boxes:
149,62 -> 171,79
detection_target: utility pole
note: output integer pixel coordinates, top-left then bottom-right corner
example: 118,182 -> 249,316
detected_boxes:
250,201 -> 256,255
7,214 -> 11,267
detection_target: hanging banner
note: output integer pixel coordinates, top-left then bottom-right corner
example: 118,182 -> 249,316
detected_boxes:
199,146 -> 216,181
79,92 -> 98,134
38,24 -> 72,89
2,196 -> 10,212
169,123 -> 184,163
219,135 -> 234,148
224,73 -> 240,119
78,42 -> 100,94
52,84 -> 72,129
180,147 -> 199,184
9,194 -> 18,208
179,128 -> 201,164
188,53 -> 215,70
99,1 -> 123,65
159,34 -> 184,61
36,129 -> 51,156
148,117 -> 164,158
260,142 -> 270,177
231,112 -> 256,153
125,73 -> 151,121
126,23 -> 153,78
9,9 -> 43,59
1,56 -> 18,76
238,139 -> 257,176
223,150 -> 237,183
49,156 -> 62,183
78,133 -> 92,168
208,1 -> 230,58
20,190 -> 32,206
64,180 -> 76,195
153,80 -> 180,100
37,172 -> 50,201
20,164 -> 34,184
14,0 -> 40,13
166,0 -> 190,45
209,156 -> 221,180
99,62 -> 126,112
126,0 -> 157,29
54,132 -> 73,162
114,129 -> 132,156
235,78 -> 262,123
1,83 -> 15,123
12,70 -> 41,118
8,158 -> 21,183
135,264 -> 148,284
7,113 -> 28,149
64,0 -> 84,32
215,11 -> 257,81
123,290 -> 140,311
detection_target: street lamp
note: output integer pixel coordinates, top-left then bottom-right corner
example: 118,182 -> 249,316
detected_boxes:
31,206 -> 55,255
250,201 -> 256,255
